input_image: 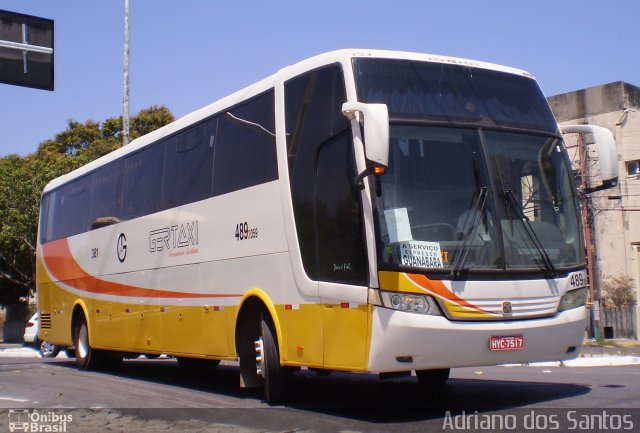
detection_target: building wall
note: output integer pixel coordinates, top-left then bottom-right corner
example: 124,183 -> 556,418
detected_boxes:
548,82 -> 640,339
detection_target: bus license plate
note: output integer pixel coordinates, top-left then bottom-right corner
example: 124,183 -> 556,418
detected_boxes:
489,335 -> 524,351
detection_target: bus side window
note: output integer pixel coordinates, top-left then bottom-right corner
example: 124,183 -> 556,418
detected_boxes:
39,192 -> 55,243
212,90 -> 277,197
162,124 -> 214,208
88,160 -> 123,228
57,177 -> 89,239
122,142 -> 166,219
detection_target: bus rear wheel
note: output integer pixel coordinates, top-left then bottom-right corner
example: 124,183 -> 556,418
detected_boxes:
73,315 -> 106,370
416,368 -> 451,388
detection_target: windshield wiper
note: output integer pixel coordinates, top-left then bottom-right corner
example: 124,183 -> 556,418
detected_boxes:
492,154 -> 557,278
503,188 -> 557,278
450,186 -> 488,279
451,152 -> 489,279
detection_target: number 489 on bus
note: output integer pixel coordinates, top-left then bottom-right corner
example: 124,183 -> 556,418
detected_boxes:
235,221 -> 258,241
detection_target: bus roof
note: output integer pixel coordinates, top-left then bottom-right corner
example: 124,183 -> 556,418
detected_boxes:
42,49 -> 535,194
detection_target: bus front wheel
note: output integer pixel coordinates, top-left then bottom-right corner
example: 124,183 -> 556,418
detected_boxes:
257,313 -> 287,405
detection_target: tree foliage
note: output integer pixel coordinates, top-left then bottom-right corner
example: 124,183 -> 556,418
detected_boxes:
601,274 -> 637,307
0,106 -> 174,305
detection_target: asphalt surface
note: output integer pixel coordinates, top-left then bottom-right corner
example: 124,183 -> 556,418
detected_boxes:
1,340 -> 640,433
1,355 -> 640,433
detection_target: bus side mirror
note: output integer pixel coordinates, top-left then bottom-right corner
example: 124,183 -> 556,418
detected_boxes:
561,124 -> 619,192
342,102 -> 389,168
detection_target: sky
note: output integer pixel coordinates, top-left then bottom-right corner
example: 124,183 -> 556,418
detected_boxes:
1,0 -> 639,157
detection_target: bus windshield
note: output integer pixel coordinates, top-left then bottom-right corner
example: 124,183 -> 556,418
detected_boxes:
354,58 -> 583,275
374,126 -> 582,274
353,57 -> 559,133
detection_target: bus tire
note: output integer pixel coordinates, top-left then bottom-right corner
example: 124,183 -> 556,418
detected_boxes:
416,368 -> 450,388
258,312 -> 286,405
73,315 -> 106,370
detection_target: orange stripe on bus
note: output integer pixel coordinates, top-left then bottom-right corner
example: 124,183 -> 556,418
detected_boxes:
404,273 -> 490,314
41,238 -> 240,299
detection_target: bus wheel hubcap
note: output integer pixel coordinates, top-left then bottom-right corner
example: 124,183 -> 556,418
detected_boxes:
255,337 -> 265,377
78,325 -> 89,359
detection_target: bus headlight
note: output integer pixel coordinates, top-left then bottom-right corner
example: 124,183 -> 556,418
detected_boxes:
558,287 -> 588,312
377,290 -> 441,316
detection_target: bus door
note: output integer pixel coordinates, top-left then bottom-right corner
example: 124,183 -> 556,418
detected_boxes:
284,65 -> 369,369
316,132 -> 369,370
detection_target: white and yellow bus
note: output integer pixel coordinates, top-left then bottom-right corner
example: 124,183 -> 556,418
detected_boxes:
36,49 -> 618,404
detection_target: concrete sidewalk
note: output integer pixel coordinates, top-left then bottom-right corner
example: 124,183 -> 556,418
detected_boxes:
580,339 -> 640,357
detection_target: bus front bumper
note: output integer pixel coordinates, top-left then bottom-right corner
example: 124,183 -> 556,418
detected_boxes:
367,305 -> 587,373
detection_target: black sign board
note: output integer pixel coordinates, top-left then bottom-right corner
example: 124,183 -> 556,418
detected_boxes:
0,9 -> 54,91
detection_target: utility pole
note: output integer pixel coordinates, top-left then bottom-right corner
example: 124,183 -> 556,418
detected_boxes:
579,133 -> 600,339
122,0 -> 130,146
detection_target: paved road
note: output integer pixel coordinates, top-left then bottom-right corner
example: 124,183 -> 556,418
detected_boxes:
0,354 -> 639,432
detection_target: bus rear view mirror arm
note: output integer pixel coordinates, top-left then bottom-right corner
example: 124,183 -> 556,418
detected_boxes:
342,102 -> 389,189
560,124 -> 619,192
342,102 -> 390,168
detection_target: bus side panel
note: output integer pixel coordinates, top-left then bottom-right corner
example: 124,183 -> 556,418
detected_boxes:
81,298 -> 232,358
94,300 -> 127,349
160,304 -> 229,357
34,282 -> 67,345
321,303 -> 370,371
123,302 -> 161,353
278,303 -> 323,367
35,253 -> 74,346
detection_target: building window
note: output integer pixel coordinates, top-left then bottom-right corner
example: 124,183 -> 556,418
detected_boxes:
626,160 -> 640,176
